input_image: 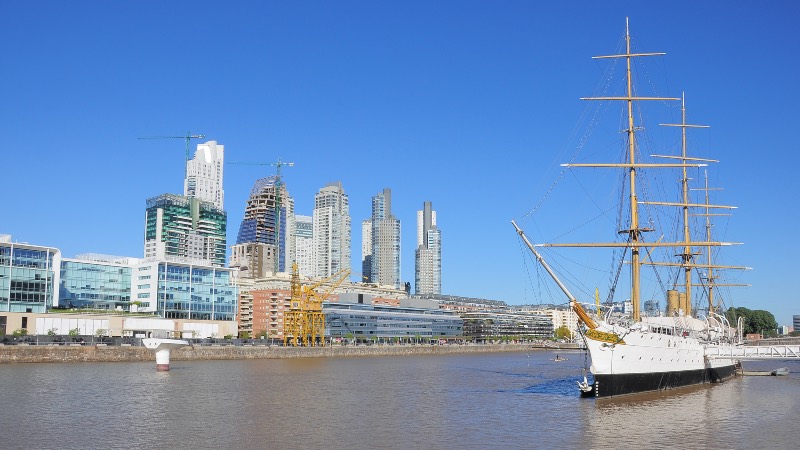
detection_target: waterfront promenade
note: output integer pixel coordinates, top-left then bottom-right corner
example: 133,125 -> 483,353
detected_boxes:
0,341 -> 579,364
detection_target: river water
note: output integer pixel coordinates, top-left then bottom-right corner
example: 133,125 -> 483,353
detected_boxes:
1,350 -> 798,449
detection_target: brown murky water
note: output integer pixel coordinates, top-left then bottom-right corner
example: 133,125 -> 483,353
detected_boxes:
1,351 -> 797,449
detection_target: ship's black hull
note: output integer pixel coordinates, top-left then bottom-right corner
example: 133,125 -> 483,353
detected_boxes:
590,363 -> 738,398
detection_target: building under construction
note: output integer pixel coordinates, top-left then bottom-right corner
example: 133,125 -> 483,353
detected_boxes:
230,176 -> 295,277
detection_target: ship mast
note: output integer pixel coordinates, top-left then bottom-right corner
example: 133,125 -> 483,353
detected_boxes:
659,94 -> 710,316
689,172 -> 751,314
574,18 -> 679,321
534,19 -> 741,323
702,173 -> 720,313
623,19 -> 645,322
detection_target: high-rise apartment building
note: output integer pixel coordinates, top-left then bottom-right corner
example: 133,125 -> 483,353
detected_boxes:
184,140 -> 224,210
415,201 -> 441,295
368,188 -> 401,289
312,182 -> 351,278
143,193 -> 227,267
231,176 -> 295,277
361,220 -> 372,283
295,215 -> 314,277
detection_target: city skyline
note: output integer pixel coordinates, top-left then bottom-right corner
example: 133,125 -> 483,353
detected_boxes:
2,2 -> 799,324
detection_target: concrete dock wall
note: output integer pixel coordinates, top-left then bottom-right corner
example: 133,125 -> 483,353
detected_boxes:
0,343 -> 564,364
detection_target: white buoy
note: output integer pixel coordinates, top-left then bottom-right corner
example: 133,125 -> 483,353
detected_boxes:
143,338 -> 190,371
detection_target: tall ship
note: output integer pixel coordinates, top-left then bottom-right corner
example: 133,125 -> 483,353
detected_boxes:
513,19 -> 747,398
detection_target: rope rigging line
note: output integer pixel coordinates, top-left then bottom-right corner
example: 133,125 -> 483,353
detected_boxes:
517,234 -> 559,306
567,169 -> 622,229
606,236 -> 628,304
546,201 -> 622,243
521,42 -> 620,221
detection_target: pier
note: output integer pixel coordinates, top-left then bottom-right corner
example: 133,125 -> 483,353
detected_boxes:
705,344 -> 800,360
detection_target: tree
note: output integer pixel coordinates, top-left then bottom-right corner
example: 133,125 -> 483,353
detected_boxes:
749,310 -> 778,337
554,325 -> 573,340
725,307 -> 750,328
725,307 -> 778,335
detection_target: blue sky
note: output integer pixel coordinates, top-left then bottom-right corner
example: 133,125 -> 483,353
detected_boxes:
2,2 -> 799,325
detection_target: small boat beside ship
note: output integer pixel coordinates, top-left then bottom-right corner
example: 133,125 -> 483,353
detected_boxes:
513,19 -> 748,398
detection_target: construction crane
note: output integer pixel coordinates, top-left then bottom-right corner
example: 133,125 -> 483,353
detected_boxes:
284,263 -> 351,347
228,158 -> 294,274
138,132 -> 206,178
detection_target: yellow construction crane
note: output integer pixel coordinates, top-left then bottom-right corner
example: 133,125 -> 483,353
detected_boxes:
138,132 -> 206,178
284,263 -> 351,347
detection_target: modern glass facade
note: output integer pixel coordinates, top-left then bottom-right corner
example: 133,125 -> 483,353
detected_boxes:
0,240 -> 61,313
324,302 -> 462,340
461,311 -> 554,340
132,261 -> 238,321
59,256 -> 133,310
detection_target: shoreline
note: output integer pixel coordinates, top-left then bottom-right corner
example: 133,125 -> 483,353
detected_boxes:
0,342 -> 581,364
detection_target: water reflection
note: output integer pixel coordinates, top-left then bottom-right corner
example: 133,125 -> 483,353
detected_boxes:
0,353 -> 797,449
